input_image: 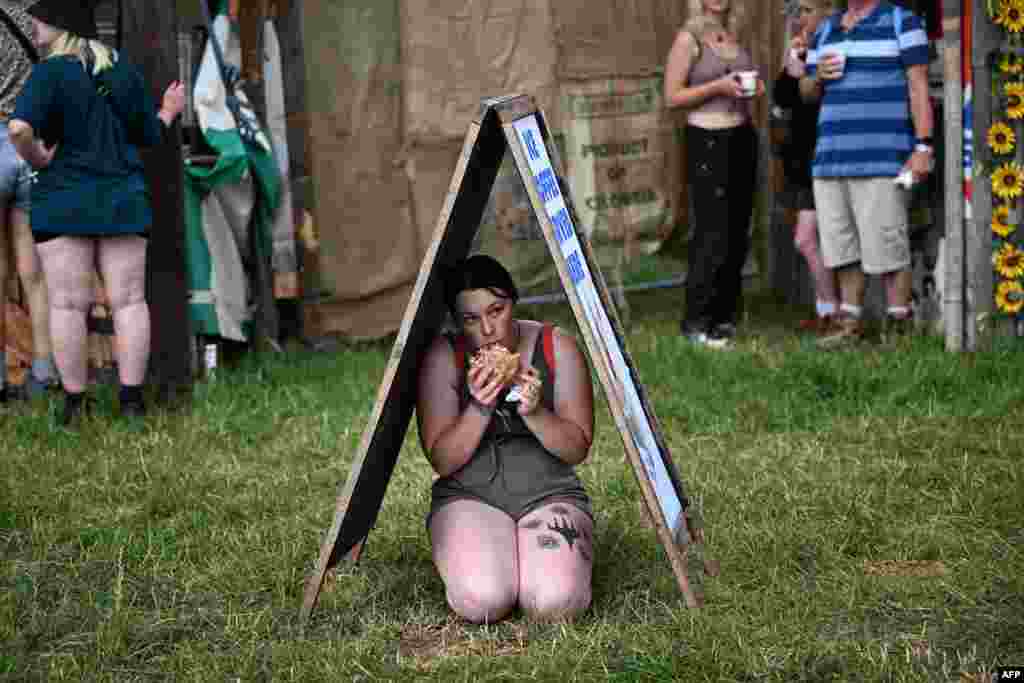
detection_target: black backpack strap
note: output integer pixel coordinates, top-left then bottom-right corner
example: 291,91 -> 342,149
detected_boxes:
0,5 -> 39,64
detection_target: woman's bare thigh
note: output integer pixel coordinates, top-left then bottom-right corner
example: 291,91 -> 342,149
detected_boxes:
516,501 -> 594,617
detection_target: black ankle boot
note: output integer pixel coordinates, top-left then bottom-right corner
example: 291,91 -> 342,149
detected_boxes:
119,385 -> 146,418
60,391 -> 88,427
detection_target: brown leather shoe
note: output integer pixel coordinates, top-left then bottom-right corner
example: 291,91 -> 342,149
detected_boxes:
800,315 -> 840,336
798,317 -> 821,332
817,316 -> 864,349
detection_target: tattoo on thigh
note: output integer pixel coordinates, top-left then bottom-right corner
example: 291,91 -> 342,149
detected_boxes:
537,534 -> 560,550
579,543 -> 593,563
548,517 -> 580,549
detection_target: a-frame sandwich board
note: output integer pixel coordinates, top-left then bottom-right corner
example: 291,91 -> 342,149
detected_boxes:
300,94 -> 705,623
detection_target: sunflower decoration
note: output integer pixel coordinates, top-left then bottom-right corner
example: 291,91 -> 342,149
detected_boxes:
1000,52 -> 1024,75
992,161 -> 1024,199
996,279 -> 1024,314
988,121 -> 1017,155
992,205 -> 1017,237
994,242 -> 1024,279
996,0 -> 1024,32
1006,82 -> 1024,119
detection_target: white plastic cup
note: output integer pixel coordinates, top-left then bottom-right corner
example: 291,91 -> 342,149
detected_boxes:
737,70 -> 758,97
822,49 -> 846,78
204,343 -> 218,376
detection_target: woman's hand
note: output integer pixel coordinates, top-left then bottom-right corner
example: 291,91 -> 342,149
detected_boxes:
515,367 -> 542,417
817,52 -> 846,81
716,74 -> 746,99
34,140 -> 57,169
785,36 -> 807,78
158,81 -> 187,126
466,363 -> 507,413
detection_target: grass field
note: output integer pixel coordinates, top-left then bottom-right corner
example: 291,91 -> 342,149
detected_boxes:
2,289 -> 1022,682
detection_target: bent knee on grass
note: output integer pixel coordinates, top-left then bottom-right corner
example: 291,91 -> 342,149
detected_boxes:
446,579 -> 517,624
519,581 -> 591,622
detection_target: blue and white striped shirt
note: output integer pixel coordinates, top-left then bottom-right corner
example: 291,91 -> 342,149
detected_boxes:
806,2 -> 929,178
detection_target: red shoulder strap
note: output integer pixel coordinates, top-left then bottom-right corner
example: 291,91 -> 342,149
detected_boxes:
452,334 -> 468,374
543,324 -> 556,383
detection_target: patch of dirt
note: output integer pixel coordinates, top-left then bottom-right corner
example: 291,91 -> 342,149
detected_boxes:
398,620 -> 528,669
863,560 -> 947,577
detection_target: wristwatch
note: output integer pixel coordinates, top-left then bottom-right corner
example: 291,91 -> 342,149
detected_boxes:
914,136 -> 933,153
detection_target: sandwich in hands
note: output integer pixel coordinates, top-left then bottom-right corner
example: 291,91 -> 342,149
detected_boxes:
469,343 -> 521,386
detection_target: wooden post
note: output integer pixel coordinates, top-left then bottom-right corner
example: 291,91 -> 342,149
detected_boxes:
238,0 -> 268,86
121,1 -> 193,398
942,0 -> 966,351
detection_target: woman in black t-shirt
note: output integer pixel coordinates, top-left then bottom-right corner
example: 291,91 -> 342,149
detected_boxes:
7,0 -> 184,425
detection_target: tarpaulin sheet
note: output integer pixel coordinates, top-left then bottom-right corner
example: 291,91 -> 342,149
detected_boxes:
401,0 -> 559,143
552,0 -> 688,79
560,77 -> 679,253
303,0 -> 420,305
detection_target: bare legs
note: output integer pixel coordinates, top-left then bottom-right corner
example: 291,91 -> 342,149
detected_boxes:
1,208 -> 54,397
430,500 -> 518,624
516,502 -> 593,620
10,209 -> 52,367
884,269 -> 913,310
0,208 -> 8,392
429,499 -> 594,624
834,265 -> 911,311
37,235 -> 149,394
793,209 -> 839,312
37,237 -> 93,393
98,236 -> 149,387
836,264 -> 867,311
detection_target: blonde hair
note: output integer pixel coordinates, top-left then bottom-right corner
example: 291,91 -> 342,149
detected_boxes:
46,32 -> 116,76
684,0 -> 749,40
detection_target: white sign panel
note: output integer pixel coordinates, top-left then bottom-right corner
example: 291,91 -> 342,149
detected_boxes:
513,115 -> 684,534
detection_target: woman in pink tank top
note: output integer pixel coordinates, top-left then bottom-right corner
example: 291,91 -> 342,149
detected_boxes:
664,0 -> 762,348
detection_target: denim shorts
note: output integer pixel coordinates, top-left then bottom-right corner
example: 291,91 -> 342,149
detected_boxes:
0,128 -> 31,212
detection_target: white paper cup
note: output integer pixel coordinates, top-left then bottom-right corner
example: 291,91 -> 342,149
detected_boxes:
737,70 -> 758,97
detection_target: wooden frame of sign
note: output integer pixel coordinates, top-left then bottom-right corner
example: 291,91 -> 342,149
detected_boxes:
300,94 -> 707,623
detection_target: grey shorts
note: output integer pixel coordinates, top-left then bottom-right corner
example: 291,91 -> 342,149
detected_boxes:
813,176 -> 910,274
0,129 -> 31,213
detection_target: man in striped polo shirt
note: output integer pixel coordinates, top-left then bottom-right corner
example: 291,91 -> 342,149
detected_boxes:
799,0 -> 933,347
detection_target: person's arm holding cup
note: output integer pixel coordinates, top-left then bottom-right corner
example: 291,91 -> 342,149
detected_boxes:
735,69 -> 765,99
786,34 -> 809,79
800,32 -> 843,102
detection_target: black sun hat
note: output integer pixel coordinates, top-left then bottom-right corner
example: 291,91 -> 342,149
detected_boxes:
27,0 -> 99,41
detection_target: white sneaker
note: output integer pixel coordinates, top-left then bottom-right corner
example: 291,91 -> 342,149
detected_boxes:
684,330 -> 732,350
704,333 -> 733,350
